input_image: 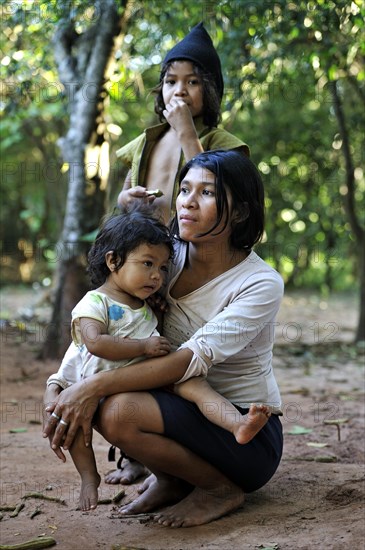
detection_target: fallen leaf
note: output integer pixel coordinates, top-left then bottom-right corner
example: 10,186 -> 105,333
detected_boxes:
315,455 -> 337,463
307,442 -> 328,448
9,428 -> 27,433
288,425 -> 313,435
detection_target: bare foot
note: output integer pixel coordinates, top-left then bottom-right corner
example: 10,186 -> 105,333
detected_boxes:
77,472 -> 101,511
117,474 -> 190,516
155,483 -> 244,527
234,404 -> 271,445
104,459 -> 148,485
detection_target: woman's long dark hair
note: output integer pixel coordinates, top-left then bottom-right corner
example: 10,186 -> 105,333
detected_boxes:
153,61 -> 221,128
170,150 -> 265,251
88,205 -> 174,288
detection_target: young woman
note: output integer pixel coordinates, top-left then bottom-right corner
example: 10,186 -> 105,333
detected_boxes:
43,150 -> 284,527
46,207 -> 272,511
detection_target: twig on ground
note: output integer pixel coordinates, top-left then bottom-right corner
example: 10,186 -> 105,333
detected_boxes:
112,489 -> 126,503
22,492 -> 66,505
0,536 -> 56,549
30,506 -> 42,519
9,502 -> 24,518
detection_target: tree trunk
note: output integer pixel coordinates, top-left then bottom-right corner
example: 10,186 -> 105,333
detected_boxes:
41,0 -> 130,359
329,80 -> 365,342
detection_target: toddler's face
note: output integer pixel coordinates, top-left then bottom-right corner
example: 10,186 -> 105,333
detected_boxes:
162,60 -> 203,118
110,243 -> 170,301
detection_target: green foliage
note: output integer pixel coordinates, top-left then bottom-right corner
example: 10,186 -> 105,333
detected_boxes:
1,0 -> 364,292
216,0 -> 364,291
1,0 -> 68,283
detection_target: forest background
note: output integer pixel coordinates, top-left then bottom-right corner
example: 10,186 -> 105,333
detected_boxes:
1,0 -> 364,357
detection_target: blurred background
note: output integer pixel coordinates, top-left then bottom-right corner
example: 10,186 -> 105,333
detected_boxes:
1,0 -> 364,357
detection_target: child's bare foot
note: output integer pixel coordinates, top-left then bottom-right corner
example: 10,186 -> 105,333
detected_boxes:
104,459 -> 148,485
77,472 -> 101,511
117,474 -> 190,516
234,404 -> 271,445
155,483 -> 244,527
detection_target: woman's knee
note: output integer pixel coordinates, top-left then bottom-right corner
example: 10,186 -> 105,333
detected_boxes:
97,392 -> 164,446
98,393 -> 138,445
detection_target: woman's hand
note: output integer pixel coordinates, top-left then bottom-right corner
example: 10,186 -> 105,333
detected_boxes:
43,384 -> 67,462
42,380 -> 99,452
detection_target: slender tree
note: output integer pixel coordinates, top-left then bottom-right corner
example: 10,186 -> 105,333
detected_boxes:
41,0 -> 130,358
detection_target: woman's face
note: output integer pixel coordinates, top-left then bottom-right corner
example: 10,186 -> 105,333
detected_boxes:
176,166 -> 231,244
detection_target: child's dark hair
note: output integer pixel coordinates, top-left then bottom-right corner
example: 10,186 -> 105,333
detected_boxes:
170,149 -> 265,251
153,61 -> 221,127
88,205 -> 174,288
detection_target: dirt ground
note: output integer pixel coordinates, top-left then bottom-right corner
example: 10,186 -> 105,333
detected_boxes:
0,288 -> 364,550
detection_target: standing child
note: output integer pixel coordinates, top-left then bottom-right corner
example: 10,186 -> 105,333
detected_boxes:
45,206 -> 271,510
116,22 -> 249,223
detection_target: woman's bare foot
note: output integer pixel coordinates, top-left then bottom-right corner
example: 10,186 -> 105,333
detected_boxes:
155,483 -> 244,527
77,471 -> 101,511
234,404 -> 271,445
104,459 -> 148,485
117,474 -> 190,516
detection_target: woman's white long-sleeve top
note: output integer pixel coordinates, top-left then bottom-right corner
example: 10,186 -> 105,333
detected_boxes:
163,242 -> 284,412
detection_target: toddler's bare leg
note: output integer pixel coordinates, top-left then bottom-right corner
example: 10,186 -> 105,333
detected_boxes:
234,404 -> 271,444
69,428 -> 101,511
174,378 -> 271,444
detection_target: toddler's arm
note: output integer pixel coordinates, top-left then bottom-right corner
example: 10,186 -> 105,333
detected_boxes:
79,317 -> 171,360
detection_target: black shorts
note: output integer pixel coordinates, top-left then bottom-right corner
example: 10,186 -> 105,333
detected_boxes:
149,389 -> 283,493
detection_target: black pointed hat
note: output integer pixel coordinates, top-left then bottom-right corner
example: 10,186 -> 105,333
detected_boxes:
162,22 -> 224,99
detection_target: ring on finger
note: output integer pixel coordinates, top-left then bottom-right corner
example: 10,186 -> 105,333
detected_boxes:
51,412 -> 61,421
59,419 -> 69,427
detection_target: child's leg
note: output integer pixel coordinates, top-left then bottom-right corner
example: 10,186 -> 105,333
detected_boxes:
69,428 -> 101,510
174,377 -> 271,444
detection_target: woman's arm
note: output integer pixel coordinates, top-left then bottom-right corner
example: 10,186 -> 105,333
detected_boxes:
172,272 -> 284,384
43,347 -> 193,450
43,383 -> 67,462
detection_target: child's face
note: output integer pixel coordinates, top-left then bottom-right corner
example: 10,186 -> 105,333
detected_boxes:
162,61 -> 203,118
109,243 -> 170,300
